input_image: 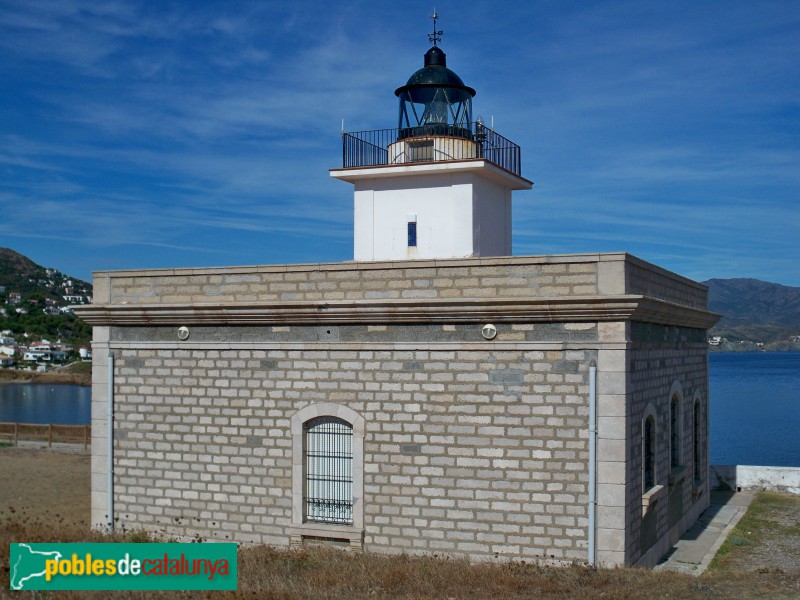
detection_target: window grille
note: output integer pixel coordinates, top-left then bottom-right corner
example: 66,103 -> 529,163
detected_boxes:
644,416 -> 655,490
304,416 -> 354,525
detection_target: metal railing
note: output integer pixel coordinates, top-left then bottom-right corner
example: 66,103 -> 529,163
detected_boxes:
0,422 -> 90,449
342,122 -> 523,176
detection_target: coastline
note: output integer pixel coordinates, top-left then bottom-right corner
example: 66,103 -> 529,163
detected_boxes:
0,368 -> 91,387
709,345 -> 800,353
708,334 -> 800,353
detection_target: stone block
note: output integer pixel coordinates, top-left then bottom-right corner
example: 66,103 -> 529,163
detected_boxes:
597,349 -> 626,372
597,461 -> 626,485
597,259 -> 625,295
596,527 -> 625,553
597,438 -> 626,463
597,483 -> 626,507
598,371 -> 626,396
597,416 -> 626,440
597,394 -> 627,418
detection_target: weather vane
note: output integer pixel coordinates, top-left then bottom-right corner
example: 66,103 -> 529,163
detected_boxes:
428,10 -> 443,46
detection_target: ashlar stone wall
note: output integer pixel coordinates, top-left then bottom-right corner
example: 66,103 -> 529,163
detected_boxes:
78,252 -> 718,567
110,329 -> 595,561
626,324 -> 710,566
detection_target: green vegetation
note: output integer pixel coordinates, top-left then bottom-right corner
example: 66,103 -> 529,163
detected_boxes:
0,247 -> 92,349
0,310 -> 91,347
61,360 -> 92,375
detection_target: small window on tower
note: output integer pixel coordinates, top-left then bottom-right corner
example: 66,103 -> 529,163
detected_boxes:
407,222 -> 417,247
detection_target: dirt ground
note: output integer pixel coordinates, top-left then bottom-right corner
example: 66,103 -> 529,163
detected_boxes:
0,445 -> 90,527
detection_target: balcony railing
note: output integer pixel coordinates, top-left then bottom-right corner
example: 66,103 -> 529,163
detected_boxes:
342,122 -> 522,177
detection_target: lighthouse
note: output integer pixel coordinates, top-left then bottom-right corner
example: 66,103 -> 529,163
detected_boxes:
331,15 -> 532,261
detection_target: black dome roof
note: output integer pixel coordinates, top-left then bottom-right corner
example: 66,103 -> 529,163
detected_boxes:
394,46 -> 476,97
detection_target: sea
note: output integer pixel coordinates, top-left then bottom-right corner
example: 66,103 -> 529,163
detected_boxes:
709,352 -> 799,467
0,383 -> 91,426
0,353 -> 798,466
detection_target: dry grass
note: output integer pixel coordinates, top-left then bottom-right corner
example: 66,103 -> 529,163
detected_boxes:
2,517 -> 799,599
1,447 -> 798,599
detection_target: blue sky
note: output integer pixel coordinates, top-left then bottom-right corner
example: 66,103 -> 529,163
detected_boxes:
1,0 -> 798,286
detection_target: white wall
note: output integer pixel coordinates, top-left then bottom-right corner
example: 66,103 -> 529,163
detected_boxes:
352,168 -> 514,261
710,465 -> 800,494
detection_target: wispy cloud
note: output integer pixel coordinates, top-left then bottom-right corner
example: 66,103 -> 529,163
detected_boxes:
0,1 -> 797,285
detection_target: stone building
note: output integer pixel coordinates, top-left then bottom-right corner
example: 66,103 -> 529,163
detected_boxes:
76,30 -> 718,567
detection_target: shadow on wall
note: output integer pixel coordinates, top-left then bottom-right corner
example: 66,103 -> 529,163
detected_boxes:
710,465 -> 800,495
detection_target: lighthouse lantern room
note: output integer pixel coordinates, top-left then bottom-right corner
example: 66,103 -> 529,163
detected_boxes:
331,14 -> 532,261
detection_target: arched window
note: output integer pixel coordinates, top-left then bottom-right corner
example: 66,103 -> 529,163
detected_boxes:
290,403 -> 365,544
670,394 -> 681,469
643,415 -> 656,491
304,416 -> 353,525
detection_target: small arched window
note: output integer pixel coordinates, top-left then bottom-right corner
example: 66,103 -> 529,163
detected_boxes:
304,416 -> 354,525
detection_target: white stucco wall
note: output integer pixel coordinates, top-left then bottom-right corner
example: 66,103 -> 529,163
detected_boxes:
710,465 -> 800,494
472,175 -> 512,256
354,173 -> 475,260
334,160 -> 530,261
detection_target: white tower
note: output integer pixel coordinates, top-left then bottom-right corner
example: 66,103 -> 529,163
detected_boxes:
331,17 -> 532,261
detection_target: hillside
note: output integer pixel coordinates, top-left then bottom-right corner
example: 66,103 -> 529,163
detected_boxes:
0,248 -> 91,301
704,278 -> 800,348
0,248 -> 92,346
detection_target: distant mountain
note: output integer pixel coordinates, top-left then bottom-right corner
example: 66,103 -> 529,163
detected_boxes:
703,278 -> 800,347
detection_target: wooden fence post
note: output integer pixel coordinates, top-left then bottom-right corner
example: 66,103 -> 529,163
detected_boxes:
1,422 -> 92,449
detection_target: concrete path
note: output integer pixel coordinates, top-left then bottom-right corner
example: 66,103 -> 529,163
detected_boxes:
656,490 -> 754,575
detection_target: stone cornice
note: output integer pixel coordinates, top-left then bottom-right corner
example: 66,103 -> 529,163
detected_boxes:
74,295 -> 720,329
